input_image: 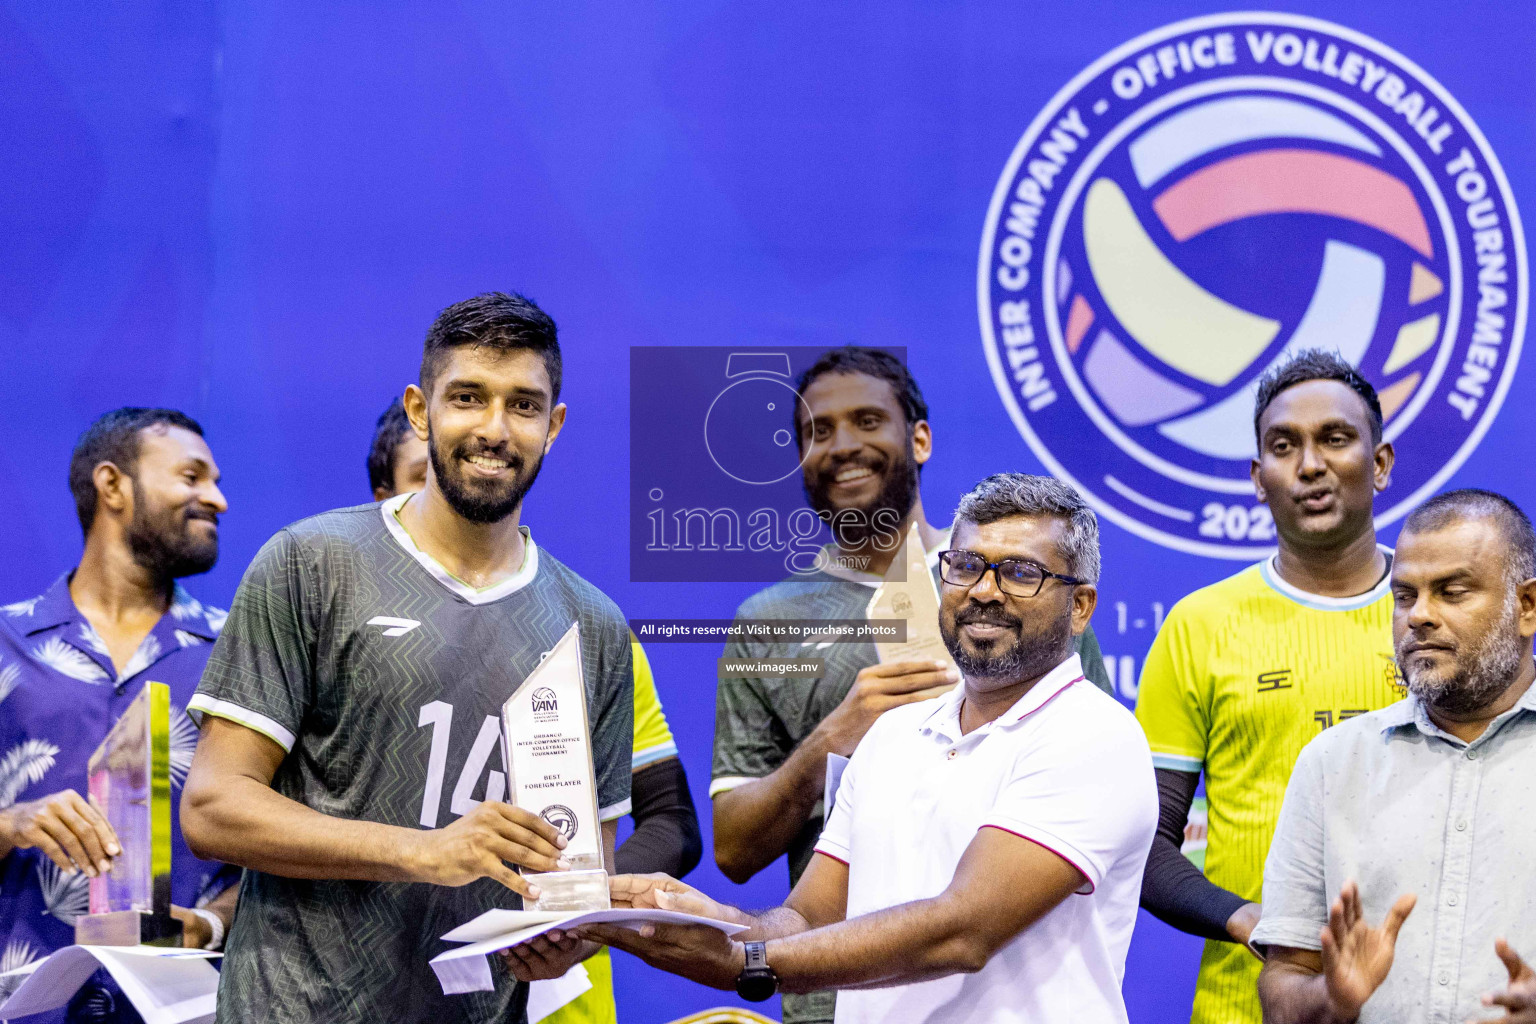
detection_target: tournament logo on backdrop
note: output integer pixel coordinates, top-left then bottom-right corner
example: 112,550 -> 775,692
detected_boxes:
979,12 -> 1526,558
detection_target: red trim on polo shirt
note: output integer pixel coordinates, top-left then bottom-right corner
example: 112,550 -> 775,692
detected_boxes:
981,824 -> 1096,894
815,850 -> 850,867
1002,675 -> 1084,726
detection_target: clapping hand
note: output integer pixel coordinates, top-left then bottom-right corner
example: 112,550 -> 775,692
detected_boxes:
1319,880 -> 1416,1021
1474,939 -> 1536,1022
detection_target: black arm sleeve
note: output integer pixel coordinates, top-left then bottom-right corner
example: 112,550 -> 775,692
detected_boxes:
1140,768 -> 1251,942
614,757 -> 704,878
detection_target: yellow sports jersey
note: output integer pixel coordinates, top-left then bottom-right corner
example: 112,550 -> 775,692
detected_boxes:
546,640 -> 676,1024
1136,556 -> 1400,1024
632,639 -> 681,770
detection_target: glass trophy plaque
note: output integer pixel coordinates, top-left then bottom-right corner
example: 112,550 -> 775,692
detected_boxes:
75,681 -> 183,946
866,522 -> 960,674
501,623 -> 610,912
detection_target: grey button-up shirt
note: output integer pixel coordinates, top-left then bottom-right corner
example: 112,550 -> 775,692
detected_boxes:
1252,682 -> 1536,1024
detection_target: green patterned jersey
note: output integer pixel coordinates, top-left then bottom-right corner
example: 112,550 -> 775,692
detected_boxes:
192,496 -> 633,1024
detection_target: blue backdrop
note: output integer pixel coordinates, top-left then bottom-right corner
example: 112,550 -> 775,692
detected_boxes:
1,2 -> 1530,1021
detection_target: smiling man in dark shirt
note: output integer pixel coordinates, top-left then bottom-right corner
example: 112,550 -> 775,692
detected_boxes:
711,347 -> 1112,1024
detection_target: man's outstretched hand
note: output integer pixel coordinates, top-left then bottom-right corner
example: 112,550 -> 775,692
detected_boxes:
1319,880 -> 1416,1021
580,919 -> 743,990
505,875 -> 753,985
608,872 -> 748,925
576,874 -> 756,988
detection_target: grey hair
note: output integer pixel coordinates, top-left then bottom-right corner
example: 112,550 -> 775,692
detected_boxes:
953,473 -> 1101,584
1403,488 -> 1536,586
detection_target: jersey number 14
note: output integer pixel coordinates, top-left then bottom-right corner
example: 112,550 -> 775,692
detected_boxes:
417,701 -> 507,828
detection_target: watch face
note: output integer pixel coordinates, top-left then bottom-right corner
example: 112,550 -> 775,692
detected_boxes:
736,969 -> 778,1003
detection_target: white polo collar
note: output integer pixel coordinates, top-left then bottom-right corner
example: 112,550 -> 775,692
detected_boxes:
380,493 -> 540,605
920,653 -> 1085,743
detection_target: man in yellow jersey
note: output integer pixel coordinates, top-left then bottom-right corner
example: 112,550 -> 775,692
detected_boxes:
365,401 -> 702,1024
1135,350 -> 1404,1024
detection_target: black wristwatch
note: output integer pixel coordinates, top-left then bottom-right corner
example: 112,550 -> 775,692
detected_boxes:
734,941 -> 779,1002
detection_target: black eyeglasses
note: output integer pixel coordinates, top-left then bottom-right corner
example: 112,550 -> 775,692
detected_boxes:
938,549 -> 1082,598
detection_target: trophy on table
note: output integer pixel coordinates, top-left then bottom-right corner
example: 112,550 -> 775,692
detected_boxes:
75,681 -> 183,947
501,623 -> 610,912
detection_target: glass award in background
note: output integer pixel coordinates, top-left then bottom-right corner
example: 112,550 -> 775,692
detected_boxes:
866,522 -> 960,676
75,681 -> 183,946
501,623 -> 610,913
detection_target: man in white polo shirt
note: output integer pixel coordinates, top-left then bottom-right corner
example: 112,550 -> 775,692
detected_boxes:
582,474 -> 1157,1022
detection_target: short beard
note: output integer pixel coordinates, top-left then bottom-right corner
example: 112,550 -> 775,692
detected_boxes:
428,429 -> 543,525
940,601 -> 1073,685
803,442 -> 919,549
125,480 -> 219,581
1400,596 -> 1524,716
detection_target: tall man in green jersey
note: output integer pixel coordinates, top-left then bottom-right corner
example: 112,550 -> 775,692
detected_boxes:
711,346 -> 1112,1024
181,292 -> 634,1024
1135,351 -> 1403,1024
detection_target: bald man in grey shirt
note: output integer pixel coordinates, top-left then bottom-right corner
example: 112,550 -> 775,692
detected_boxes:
1255,489 -> 1536,1024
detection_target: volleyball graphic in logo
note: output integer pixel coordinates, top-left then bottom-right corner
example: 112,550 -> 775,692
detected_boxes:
980,13 -> 1525,557
540,804 -> 580,840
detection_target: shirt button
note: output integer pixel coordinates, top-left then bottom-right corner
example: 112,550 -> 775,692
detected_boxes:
1466,750 -> 1479,760
1456,820 -> 1468,831
1439,974 -> 1450,986
946,749 -> 957,760
1448,895 -> 1458,906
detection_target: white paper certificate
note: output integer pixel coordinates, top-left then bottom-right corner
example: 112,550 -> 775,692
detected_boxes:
0,946 -> 221,1024
430,908 -> 750,995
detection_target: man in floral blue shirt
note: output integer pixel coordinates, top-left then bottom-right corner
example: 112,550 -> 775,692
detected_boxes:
0,408 -> 240,1023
